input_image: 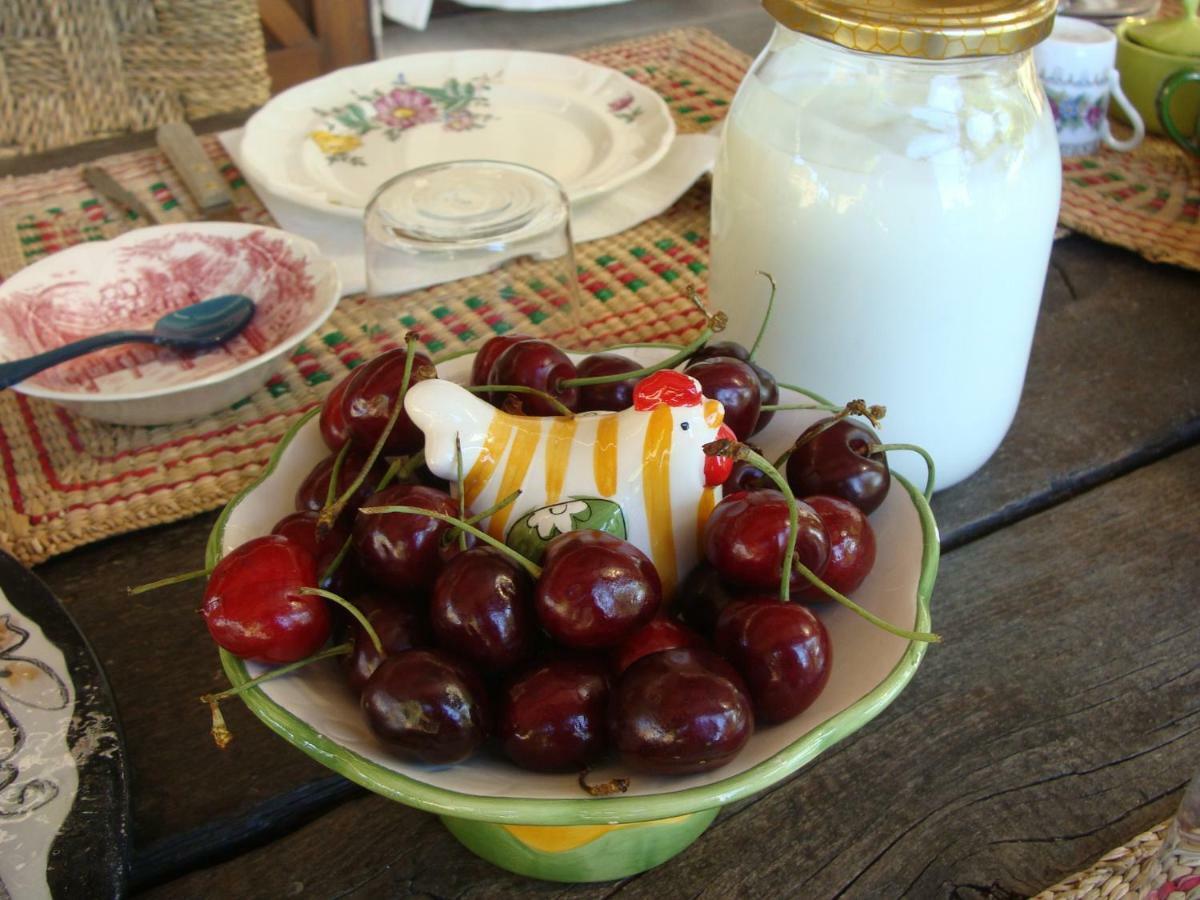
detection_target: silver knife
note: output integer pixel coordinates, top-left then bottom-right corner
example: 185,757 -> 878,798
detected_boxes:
82,166 -> 163,225
156,122 -> 241,222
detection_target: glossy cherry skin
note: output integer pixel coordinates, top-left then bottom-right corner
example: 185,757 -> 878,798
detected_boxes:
202,535 -> 330,664
715,599 -> 831,724
683,356 -> 762,440
271,511 -> 349,563
535,530 -> 662,649
574,353 -> 641,412
470,332 -> 534,387
341,347 -> 436,454
610,648 -> 753,775
799,495 -> 877,600
352,484 -> 458,591
294,450 -> 387,518
488,339 -> 579,415
749,362 -> 778,436
497,658 -> 610,772
786,417 -> 890,515
725,456 -> 769,493
688,340 -> 750,365
361,650 -> 487,765
673,562 -> 742,635
319,367 -> 362,451
612,618 -> 706,675
343,591 -> 431,693
431,548 -> 535,672
703,490 -> 830,593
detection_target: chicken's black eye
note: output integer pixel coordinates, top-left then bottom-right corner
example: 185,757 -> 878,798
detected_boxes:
680,421 -> 690,431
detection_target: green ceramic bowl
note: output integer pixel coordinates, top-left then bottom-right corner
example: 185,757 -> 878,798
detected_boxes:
207,347 -> 939,883
1115,21 -> 1200,136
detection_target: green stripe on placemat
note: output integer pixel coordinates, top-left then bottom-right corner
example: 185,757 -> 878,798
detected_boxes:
0,26 -> 750,566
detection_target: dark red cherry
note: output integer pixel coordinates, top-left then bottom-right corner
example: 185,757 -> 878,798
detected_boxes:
202,535 -> 330,664
319,366 -> 366,452
343,591 -> 431,693
361,650 -> 487,764
703,490 -> 830,593
725,455 -> 769,493
610,648 -> 753,774
786,418 -> 890,515
294,450 -> 387,518
612,618 -> 705,675
798,496 -> 877,600
683,356 -> 762,440
714,600 -> 831,724
497,658 -> 610,772
688,340 -> 750,365
271,511 -> 349,562
749,362 -> 778,436
471,332 -> 534,387
488,339 -> 579,415
673,562 -> 742,635
574,353 -> 641,412
431,548 -> 535,672
352,484 -> 458,591
535,530 -> 661,649
341,347 -> 436,454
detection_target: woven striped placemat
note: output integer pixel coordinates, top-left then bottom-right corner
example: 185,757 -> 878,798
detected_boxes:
0,27 -> 749,566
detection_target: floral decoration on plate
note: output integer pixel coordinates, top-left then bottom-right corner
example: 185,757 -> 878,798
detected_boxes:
311,74 -> 495,166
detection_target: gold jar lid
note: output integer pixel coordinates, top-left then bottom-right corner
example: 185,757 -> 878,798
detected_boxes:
762,0 -> 1057,59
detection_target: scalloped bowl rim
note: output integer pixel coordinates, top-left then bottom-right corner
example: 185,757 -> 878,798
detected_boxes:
206,345 -> 938,825
1,223 -> 342,406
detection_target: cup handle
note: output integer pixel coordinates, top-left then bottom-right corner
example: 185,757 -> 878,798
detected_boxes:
1102,69 -> 1145,152
1157,69 -> 1200,156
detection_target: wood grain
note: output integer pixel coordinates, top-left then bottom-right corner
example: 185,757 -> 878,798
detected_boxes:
139,445 -> 1200,898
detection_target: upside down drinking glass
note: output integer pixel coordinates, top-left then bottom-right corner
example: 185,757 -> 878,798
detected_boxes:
364,160 -> 584,349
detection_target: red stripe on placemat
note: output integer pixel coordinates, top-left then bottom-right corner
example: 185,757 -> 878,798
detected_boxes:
0,421 -> 27,515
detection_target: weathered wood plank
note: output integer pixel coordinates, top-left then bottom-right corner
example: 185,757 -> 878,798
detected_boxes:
137,444 -> 1200,898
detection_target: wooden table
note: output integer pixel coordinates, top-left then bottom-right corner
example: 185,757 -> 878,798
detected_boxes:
13,5 -> 1200,897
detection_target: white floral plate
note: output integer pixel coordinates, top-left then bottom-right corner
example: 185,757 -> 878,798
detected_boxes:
239,50 -> 676,219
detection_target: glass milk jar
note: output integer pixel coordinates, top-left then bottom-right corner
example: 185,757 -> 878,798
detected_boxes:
710,0 -> 1061,490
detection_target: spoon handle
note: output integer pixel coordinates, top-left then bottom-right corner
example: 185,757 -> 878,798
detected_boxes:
0,331 -> 156,389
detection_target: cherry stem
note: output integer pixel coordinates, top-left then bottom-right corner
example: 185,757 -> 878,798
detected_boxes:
578,769 -> 630,796
748,271 -> 776,362
792,560 -> 941,644
558,309 -> 728,390
201,641 -> 353,749
127,567 -> 208,595
777,381 -> 835,408
298,588 -> 383,656
464,384 -> 574,417
869,443 -> 937,501
455,436 -> 467,551
723,442 -> 799,604
441,490 -> 522,551
774,399 -> 888,470
319,452 -> 425,586
320,333 -> 421,531
323,440 -> 352,511
759,402 -> 842,414
359,504 -> 542,579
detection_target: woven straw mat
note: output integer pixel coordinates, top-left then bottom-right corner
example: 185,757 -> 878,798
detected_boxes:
0,0 -> 270,157
1035,818 -> 1200,900
0,27 -> 749,566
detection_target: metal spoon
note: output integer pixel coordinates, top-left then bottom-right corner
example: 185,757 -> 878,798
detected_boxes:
0,294 -> 256,389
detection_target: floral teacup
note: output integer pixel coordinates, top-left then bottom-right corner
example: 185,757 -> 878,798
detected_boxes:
1035,16 -> 1146,156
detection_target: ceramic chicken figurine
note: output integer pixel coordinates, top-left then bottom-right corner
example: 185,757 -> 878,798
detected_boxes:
404,369 -> 735,597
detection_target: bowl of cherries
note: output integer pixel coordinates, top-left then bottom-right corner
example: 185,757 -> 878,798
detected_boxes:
199,315 -> 939,884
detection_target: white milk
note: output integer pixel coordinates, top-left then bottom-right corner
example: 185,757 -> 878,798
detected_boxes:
710,37 -> 1061,489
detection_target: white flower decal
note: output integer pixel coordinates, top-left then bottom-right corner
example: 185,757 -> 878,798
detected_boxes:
526,501 -> 588,540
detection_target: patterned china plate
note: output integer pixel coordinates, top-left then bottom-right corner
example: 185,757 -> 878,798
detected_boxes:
0,551 -> 129,899
239,50 -> 676,218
